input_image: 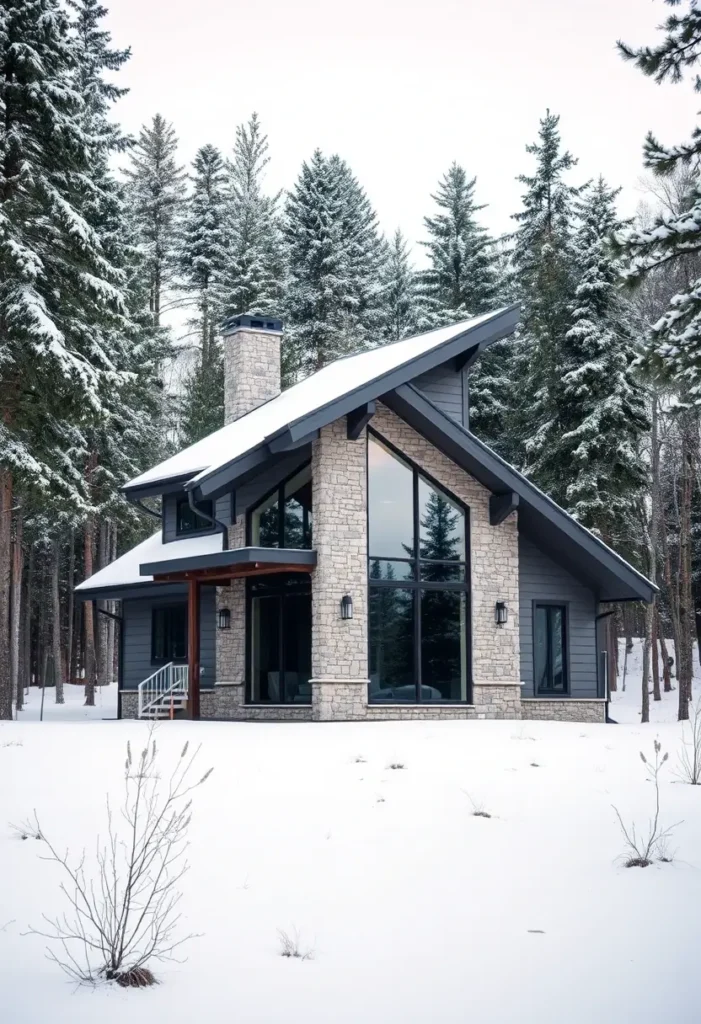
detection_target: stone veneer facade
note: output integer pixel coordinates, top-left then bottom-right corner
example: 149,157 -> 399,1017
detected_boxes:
223,324 -> 282,425
126,391 -> 601,725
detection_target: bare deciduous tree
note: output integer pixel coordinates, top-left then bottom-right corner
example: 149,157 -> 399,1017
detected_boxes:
26,732 -> 212,986
677,699 -> 701,785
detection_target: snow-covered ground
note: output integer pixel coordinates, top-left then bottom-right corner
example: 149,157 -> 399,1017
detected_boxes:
2,652 -> 700,1024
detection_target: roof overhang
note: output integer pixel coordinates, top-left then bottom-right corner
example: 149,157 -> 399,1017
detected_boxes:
382,385 -> 657,604
122,304 -> 521,503
141,546 -> 317,584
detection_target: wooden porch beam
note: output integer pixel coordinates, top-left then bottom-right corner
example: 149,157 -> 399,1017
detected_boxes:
153,562 -> 314,585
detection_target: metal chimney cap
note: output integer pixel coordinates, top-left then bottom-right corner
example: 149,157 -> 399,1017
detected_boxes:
222,314 -> 283,335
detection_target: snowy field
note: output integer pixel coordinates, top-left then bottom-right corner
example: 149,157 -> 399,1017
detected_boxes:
1,651 -> 700,1024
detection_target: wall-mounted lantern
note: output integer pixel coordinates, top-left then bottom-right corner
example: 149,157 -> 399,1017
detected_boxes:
218,607 -> 231,630
340,594 -> 353,620
495,601 -> 508,627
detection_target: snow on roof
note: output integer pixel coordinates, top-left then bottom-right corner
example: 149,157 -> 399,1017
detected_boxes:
75,530 -> 224,593
125,310 -> 506,492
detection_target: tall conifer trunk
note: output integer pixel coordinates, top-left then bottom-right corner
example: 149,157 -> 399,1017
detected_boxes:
10,500 -> 23,713
0,467 -> 13,719
52,540 -> 64,704
83,519 -> 96,706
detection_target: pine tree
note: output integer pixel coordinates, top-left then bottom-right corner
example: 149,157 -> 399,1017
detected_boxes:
513,111 -> 581,490
0,0 -> 134,716
124,114 -> 186,327
225,113 -> 282,319
178,144 -> 228,444
418,163 -> 498,323
556,178 -> 649,540
283,150 -> 385,377
617,2 -> 701,398
380,230 -> 420,340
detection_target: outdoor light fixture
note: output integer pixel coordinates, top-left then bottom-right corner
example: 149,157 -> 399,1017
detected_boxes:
340,594 -> 353,620
218,607 -> 231,630
495,601 -> 508,627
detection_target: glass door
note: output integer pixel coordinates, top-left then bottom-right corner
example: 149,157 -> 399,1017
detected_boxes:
248,576 -> 311,704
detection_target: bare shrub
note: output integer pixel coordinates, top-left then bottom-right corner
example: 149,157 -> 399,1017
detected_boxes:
613,740 -> 679,868
387,762 -> 405,770
9,818 -> 42,841
26,731 -> 212,985
677,698 -> 701,785
463,791 -> 492,818
277,928 -> 314,960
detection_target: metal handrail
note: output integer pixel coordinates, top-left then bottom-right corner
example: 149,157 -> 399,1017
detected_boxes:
138,663 -> 189,717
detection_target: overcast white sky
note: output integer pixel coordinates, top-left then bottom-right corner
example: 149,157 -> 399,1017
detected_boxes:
105,0 -> 699,262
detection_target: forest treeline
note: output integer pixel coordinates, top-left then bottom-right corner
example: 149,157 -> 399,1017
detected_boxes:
2,0 -> 701,721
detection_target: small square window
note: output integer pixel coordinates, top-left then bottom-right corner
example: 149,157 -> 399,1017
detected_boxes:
176,498 -> 213,535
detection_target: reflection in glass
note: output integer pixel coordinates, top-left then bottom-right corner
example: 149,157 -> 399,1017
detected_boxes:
284,465 -> 312,547
421,590 -> 467,700
535,604 -> 567,694
418,477 -> 464,561
419,561 -> 464,583
369,588 -> 415,700
369,559 -> 414,581
368,436 -> 414,559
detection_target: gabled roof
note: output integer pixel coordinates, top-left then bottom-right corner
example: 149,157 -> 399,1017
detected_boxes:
123,305 -> 520,499
383,385 -> 656,603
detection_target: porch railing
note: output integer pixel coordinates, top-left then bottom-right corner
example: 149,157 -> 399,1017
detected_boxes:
138,663 -> 189,718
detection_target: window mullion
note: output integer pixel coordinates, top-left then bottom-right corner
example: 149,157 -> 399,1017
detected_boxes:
413,469 -> 421,702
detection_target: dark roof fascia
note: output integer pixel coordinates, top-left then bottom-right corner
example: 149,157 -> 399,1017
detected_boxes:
122,472 -> 204,502
75,582 -> 188,602
187,304 -> 521,499
141,546 -> 317,577
383,384 -> 657,603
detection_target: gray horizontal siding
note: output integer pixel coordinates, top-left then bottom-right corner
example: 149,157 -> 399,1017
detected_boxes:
519,534 -> 598,698
412,361 -> 466,425
121,586 -> 216,691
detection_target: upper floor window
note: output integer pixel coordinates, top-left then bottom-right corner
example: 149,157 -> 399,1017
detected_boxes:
249,464 -> 312,549
176,497 -> 214,536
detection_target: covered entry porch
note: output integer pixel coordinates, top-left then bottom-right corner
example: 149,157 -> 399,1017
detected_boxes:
140,547 -> 317,720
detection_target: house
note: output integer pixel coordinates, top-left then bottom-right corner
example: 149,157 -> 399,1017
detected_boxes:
76,306 -> 655,722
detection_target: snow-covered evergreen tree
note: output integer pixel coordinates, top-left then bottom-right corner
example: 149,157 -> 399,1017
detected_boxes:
225,113 -> 282,318
283,150 -> 385,378
418,163 -> 498,324
178,144 -> 227,444
0,0 -> 136,715
380,230 -> 420,340
124,114 -> 186,327
618,1 -> 701,398
547,178 -> 648,538
513,111 -> 581,487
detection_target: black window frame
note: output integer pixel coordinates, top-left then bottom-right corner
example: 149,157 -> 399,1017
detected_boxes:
151,602 -> 188,665
532,601 -> 569,696
246,461 -> 313,550
367,429 -> 472,704
174,496 -> 216,538
245,574 -> 312,705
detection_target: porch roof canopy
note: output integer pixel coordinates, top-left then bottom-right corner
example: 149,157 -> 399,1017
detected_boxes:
74,529 -> 225,600
122,305 -> 520,500
141,546 -> 317,583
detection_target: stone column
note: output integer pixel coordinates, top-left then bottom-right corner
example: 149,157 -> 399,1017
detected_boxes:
310,419 -> 369,721
223,319 -> 282,425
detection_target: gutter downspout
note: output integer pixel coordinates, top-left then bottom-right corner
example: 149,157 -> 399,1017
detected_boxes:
187,489 -> 228,543
595,609 -> 617,722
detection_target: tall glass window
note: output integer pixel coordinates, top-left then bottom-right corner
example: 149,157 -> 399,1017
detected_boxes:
534,604 -> 568,694
248,576 -> 311,704
368,434 -> 470,703
249,464 -> 312,548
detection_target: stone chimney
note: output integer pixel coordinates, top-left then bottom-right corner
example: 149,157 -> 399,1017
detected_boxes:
222,315 -> 283,425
